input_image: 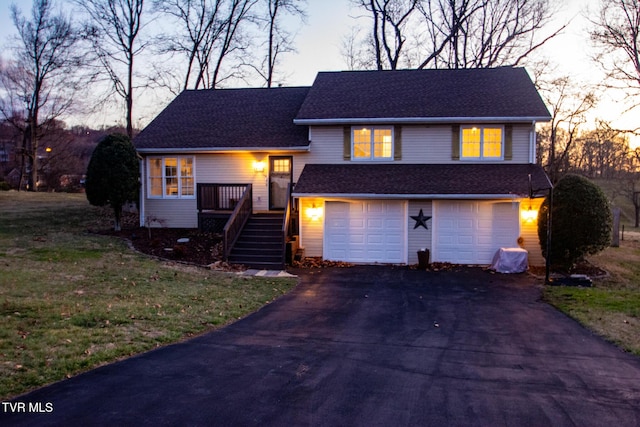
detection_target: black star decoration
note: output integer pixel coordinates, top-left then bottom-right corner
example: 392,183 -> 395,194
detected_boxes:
411,209 -> 432,230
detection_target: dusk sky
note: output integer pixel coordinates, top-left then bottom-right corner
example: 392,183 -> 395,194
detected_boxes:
0,0 -> 637,142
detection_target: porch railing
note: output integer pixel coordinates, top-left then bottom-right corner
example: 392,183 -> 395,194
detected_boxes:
281,183 -> 292,267
222,184 -> 252,260
197,183 -> 249,212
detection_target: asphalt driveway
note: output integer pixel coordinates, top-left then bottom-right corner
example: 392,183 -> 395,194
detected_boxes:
3,266 -> 640,426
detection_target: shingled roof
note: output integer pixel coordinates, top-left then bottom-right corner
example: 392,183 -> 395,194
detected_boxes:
135,87 -> 310,151
292,163 -> 551,197
294,67 -> 551,124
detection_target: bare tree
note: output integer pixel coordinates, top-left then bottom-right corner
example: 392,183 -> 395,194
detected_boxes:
154,0 -> 257,90
353,0 -> 420,70
574,122 -> 632,179
349,0 -> 564,70
153,0 -> 224,92
341,28 -> 377,70
206,0 -> 257,87
0,0 -> 83,191
590,0 -> 640,111
420,0 -> 565,69
537,76 -> 597,183
256,0 -> 307,87
76,0 -> 147,139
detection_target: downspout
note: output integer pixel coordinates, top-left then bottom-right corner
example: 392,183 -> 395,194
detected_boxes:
545,186 -> 553,285
138,156 -> 145,227
530,121 -> 537,164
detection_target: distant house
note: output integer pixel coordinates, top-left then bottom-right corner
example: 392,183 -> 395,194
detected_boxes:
134,67 -> 552,269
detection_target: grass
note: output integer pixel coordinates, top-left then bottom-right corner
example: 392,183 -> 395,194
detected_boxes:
0,192 -> 297,400
543,235 -> 640,355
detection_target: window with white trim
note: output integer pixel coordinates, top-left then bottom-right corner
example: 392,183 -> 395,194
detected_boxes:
148,156 -> 195,198
352,127 -> 393,160
461,126 -> 503,160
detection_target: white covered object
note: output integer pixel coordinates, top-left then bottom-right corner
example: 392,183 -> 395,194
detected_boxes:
489,247 -> 528,273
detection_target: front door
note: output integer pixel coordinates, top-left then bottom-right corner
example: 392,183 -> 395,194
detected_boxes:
269,156 -> 292,210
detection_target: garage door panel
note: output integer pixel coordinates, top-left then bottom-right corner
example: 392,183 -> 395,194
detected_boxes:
458,219 -> 473,230
385,218 -> 403,229
325,200 -> 406,264
367,234 -> 383,244
349,233 -> 365,244
386,234 -> 403,245
367,203 -> 383,213
367,218 -> 384,229
458,236 -> 473,245
331,234 -> 348,244
435,201 -> 519,264
477,235 -> 493,245
349,218 -> 364,228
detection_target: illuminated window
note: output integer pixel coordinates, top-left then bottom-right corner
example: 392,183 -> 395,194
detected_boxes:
461,126 -> 503,159
352,127 -> 393,160
353,128 -> 371,158
272,158 -> 291,173
148,156 -> 195,198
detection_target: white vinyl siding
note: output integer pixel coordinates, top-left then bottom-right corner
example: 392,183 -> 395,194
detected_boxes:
306,125 -> 533,164
298,198 -> 325,257
307,127 -> 345,163
520,197 -> 545,266
401,126 -> 451,163
407,200 -> 433,264
145,198 -> 198,228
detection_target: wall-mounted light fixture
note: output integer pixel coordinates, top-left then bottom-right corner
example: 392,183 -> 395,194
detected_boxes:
253,160 -> 266,174
521,202 -> 538,223
306,203 -> 323,221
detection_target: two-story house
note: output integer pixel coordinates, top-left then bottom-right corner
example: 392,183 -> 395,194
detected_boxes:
134,67 -> 552,269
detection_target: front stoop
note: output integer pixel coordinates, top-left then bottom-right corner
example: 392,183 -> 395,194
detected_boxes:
228,213 -> 285,270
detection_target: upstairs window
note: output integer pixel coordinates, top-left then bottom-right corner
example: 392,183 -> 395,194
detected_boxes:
148,156 -> 195,198
461,126 -> 503,160
352,127 -> 393,161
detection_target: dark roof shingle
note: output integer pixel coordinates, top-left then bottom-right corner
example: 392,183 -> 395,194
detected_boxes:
135,87 -> 310,151
295,67 -> 550,123
293,163 -> 551,197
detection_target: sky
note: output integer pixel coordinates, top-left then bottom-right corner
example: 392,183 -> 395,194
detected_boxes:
0,0 -> 637,143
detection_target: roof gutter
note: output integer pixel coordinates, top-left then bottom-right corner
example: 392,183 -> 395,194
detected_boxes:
136,145 -> 311,154
291,192 -> 538,200
293,116 -> 551,125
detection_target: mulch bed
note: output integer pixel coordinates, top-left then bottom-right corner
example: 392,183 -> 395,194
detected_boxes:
106,227 -> 224,266
92,209 -> 225,267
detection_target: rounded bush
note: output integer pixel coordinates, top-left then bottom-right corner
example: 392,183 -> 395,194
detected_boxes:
538,174 -> 612,270
85,134 -> 139,230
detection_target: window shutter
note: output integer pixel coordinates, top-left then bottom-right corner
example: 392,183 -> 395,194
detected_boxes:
451,125 -> 460,160
394,125 -> 402,160
343,126 -> 351,160
504,125 -> 513,160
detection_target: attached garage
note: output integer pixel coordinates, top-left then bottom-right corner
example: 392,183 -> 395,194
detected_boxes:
294,164 -> 552,266
433,200 -> 520,264
324,200 -> 407,264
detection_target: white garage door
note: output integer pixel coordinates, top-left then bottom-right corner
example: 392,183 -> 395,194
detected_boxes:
434,201 -> 520,264
324,200 -> 406,264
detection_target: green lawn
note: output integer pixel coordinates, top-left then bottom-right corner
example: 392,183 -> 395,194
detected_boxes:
543,236 -> 640,355
0,192 -> 297,399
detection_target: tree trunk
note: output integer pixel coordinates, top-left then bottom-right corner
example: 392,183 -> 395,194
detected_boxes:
113,204 -> 122,232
